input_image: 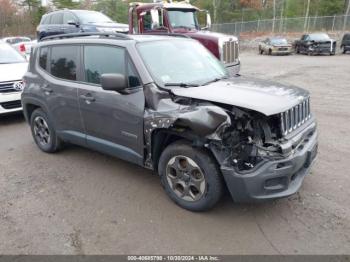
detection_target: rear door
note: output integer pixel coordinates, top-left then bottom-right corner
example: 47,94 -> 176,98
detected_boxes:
78,44 -> 145,165
36,45 -> 85,145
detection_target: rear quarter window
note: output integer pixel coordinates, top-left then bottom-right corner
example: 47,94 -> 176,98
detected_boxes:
39,47 -> 49,71
50,45 -> 79,81
51,13 -> 63,24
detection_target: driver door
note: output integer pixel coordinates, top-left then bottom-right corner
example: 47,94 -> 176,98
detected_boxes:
78,44 -> 145,165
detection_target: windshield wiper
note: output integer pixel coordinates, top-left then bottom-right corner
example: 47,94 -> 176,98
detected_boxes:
173,25 -> 195,30
201,76 -> 228,86
164,82 -> 199,88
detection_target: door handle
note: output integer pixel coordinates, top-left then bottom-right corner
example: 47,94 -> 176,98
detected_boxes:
80,94 -> 95,103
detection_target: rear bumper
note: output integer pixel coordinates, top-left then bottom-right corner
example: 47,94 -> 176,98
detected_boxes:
221,124 -> 318,203
0,93 -> 22,114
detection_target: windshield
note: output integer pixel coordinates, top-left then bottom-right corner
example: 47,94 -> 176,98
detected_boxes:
270,38 -> 288,45
0,43 -> 26,64
309,34 -> 330,41
74,11 -> 113,24
137,39 -> 228,87
167,9 -> 198,29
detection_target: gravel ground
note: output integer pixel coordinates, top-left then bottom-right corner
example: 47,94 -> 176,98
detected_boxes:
0,52 -> 349,255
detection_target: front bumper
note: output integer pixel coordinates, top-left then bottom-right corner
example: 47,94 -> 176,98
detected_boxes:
221,122 -> 318,203
309,47 -> 333,54
0,93 -> 22,114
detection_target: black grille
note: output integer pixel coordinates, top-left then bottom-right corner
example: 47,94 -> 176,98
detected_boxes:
0,81 -> 20,93
280,98 -> 311,136
0,100 -> 22,109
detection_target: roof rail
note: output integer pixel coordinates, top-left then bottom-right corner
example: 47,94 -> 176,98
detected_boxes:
137,33 -> 191,39
40,32 -> 132,42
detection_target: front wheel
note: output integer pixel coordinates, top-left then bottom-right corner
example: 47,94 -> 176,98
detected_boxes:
341,46 -> 346,54
158,141 -> 224,212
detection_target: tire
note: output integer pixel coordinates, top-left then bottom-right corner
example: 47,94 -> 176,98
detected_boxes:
30,108 -> 62,153
268,49 -> 272,55
158,140 -> 224,212
296,47 -> 300,54
341,46 -> 346,54
259,48 -> 264,55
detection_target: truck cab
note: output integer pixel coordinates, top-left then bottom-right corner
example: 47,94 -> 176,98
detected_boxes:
128,0 -> 240,75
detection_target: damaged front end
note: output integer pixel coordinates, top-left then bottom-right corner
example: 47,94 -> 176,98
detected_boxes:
144,83 -> 318,203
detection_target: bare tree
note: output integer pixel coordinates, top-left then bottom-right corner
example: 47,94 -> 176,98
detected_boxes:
212,0 -> 221,24
344,0 -> 350,32
272,0 -> 276,32
304,0 -> 311,32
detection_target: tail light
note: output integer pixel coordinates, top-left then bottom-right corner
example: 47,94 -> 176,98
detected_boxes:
19,44 -> 26,52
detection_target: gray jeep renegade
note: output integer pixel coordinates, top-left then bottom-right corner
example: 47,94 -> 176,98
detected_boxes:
22,33 -> 318,211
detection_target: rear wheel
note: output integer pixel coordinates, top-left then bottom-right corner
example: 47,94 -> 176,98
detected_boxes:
268,49 -> 272,55
158,141 -> 224,212
30,108 -> 62,153
259,48 -> 264,55
342,46 -> 346,54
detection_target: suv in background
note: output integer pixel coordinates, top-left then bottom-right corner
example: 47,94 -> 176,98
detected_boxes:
0,41 -> 27,114
22,33 -> 318,211
37,10 -> 128,40
341,33 -> 350,54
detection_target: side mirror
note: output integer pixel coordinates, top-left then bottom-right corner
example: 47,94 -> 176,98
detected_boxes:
150,9 -> 160,29
198,10 -> 211,30
101,73 -> 127,92
67,20 -> 79,27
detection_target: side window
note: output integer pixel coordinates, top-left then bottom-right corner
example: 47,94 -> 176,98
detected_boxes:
50,45 -> 79,81
51,13 -> 63,24
142,11 -> 152,31
84,45 -> 125,85
63,12 -> 77,24
39,47 -> 49,71
127,60 -> 141,88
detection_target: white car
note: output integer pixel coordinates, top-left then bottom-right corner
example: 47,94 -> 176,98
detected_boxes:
0,42 -> 28,114
13,40 -> 37,60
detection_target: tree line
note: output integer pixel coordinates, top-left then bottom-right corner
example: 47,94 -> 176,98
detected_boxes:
1,0 -> 349,36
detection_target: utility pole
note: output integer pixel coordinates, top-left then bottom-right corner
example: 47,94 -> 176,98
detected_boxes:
304,0 -> 310,32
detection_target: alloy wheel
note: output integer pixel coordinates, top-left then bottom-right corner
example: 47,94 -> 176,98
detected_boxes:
33,116 -> 51,146
166,155 -> 206,202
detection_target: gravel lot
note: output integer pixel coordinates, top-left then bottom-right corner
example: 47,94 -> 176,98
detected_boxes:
0,52 -> 349,255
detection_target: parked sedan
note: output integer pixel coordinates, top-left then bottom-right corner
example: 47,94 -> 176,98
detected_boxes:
0,41 -> 28,114
294,33 -> 336,55
340,33 -> 350,54
259,37 -> 293,55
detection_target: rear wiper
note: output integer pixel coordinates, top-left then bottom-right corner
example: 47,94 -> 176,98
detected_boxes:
202,77 -> 228,86
164,83 -> 199,88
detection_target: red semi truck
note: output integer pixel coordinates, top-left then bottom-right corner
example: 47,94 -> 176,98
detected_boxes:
128,0 -> 240,75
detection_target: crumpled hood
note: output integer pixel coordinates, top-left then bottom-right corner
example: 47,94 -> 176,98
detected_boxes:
0,62 -> 28,82
171,76 -> 309,116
